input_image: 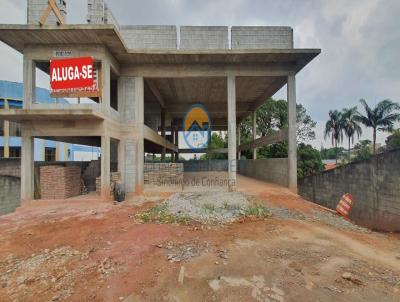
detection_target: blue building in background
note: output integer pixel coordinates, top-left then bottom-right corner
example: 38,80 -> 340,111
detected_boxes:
0,81 -> 100,161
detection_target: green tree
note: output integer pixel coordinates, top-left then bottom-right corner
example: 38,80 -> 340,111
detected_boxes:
353,139 -> 372,161
258,141 -> 288,159
239,98 -> 316,160
297,143 -> 324,178
386,129 -> 400,150
355,99 -> 400,154
341,107 -> 362,159
324,110 -> 344,164
202,132 -> 228,160
320,147 -> 345,160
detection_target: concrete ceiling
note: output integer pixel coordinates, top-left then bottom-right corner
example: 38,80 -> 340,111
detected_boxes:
145,76 -> 286,129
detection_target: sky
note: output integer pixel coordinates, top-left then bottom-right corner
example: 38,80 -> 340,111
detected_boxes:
0,0 -> 399,149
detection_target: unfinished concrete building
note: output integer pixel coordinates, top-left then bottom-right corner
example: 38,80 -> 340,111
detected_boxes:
0,0 -> 320,201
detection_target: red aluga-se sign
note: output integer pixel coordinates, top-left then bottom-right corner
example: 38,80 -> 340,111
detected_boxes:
50,57 -> 94,90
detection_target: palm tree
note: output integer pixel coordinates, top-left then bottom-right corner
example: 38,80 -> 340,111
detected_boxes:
324,110 -> 344,164
355,99 -> 400,154
342,107 -> 362,159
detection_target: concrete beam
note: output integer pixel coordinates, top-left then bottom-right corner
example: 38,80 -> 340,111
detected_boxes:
238,128 -> 288,152
24,45 -> 120,76
165,102 -> 251,114
227,75 -> 237,190
122,63 -> 295,78
178,148 -> 228,154
287,74 -> 297,193
146,79 -> 165,108
144,125 -> 178,152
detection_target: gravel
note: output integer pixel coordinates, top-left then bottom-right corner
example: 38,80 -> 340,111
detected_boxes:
308,209 -> 371,233
163,192 -> 250,223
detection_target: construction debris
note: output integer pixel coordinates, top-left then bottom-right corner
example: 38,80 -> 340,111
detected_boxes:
159,239 -> 212,263
178,266 -> 185,284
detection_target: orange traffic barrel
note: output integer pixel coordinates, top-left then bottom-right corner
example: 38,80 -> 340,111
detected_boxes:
336,193 -> 353,218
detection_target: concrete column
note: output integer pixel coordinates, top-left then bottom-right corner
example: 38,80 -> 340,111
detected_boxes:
63,144 -> 69,161
227,75 -> 237,191
118,139 -> 125,185
40,139 -> 46,161
55,142 -> 60,161
101,135 -> 111,201
23,56 -> 36,109
171,127 -> 175,162
135,77 -> 145,193
287,75 -> 297,193
21,134 -> 34,201
101,60 -> 111,114
3,99 -> 9,158
253,111 -> 257,159
161,108 -> 166,161
174,126 -> 179,162
237,125 -> 241,159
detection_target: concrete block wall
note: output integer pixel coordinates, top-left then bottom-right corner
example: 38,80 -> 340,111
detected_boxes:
0,176 -> 21,216
87,0 -> 119,28
144,163 -> 183,185
238,158 -> 289,187
180,26 -> 228,50
231,26 -> 293,49
183,160 -> 229,172
0,159 -> 21,177
27,0 -> 67,25
120,26 -> 177,50
299,149 -> 400,231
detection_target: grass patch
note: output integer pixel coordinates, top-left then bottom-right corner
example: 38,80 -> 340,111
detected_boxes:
134,204 -> 192,225
244,204 -> 271,218
202,203 -> 216,213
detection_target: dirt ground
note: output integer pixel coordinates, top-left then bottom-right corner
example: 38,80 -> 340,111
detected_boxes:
0,175 -> 399,302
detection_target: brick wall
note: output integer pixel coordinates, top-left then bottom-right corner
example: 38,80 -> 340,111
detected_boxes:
180,26 -> 228,50
119,26 -> 177,50
0,159 -> 20,177
231,26 -> 293,49
27,0 -> 67,25
40,165 -> 81,199
238,158 -> 289,187
299,149 -> 400,231
0,176 -> 20,216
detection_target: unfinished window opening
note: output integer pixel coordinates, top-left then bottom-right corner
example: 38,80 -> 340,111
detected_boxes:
110,70 -> 118,111
44,147 -> 56,162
